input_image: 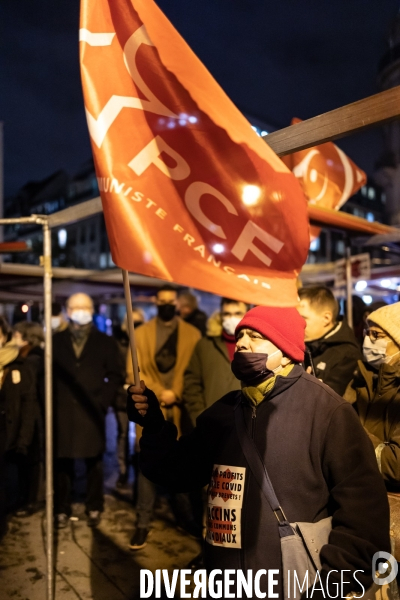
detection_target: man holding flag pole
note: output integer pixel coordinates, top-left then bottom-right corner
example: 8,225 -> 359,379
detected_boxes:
79,0 -> 390,597
79,0 -> 310,310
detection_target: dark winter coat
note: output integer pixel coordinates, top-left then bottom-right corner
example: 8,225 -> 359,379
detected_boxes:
305,319 -> 362,395
183,335 -> 240,425
344,360 -> 400,491
183,308 -> 208,336
0,403 -> 5,539
113,332 -> 129,412
0,356 -> 36,452
24,346 -> 44,403
135,366 -> 390,598
20,345 -> 45,462
53,327 -> 124,458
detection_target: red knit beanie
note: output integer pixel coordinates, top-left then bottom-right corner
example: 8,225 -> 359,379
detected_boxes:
235,306 -> 306,362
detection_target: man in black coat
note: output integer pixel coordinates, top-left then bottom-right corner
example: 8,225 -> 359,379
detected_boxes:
53,293 -> 123,528
298,286 -> 362,395
177,292 -> 208,336
127,306 -> 390,599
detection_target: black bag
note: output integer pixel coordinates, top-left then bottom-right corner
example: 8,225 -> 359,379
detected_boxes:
155,328 -> 178,374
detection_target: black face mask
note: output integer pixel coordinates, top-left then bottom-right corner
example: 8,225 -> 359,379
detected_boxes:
157,303 -> 176,322
231,351 -> 275,385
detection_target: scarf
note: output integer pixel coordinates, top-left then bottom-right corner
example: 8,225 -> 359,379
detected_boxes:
242,363 -> 294,406
0,342 -> 19,368
222,330 -> 236,361
69,323 -> 92,358
0,342 -> 20,389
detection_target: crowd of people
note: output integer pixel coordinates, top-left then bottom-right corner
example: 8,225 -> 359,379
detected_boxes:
1,284 -> 400,594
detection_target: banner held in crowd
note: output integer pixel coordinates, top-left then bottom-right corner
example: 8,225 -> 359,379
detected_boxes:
80,0 -> 310,306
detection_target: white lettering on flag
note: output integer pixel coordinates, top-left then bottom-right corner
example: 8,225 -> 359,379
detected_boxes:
79,29 -> 115,46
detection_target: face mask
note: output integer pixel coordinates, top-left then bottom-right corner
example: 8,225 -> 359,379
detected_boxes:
363,335 -> 388,369
157,304 -> 176,322
231,350 -> 281,384
222,316 -> 242,336
51,316 -> 61,330
70,310 -> 92,326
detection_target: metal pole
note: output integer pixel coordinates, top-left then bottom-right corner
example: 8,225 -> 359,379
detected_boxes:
121,269 -> 140,386
42,220 -> 54,600
0,216 -> 41,225
345,244 -> 353,329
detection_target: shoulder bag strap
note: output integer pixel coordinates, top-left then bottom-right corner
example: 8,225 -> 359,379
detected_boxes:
234,398 -> 294,538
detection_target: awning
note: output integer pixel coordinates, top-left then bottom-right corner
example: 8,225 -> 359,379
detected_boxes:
0,262 -> 165,303
308,205 -> 396,235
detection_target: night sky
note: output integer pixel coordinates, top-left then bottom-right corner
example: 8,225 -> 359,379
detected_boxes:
2,0 -> 399,198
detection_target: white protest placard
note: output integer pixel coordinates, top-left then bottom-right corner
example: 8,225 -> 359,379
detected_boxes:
206,464 -> 246,549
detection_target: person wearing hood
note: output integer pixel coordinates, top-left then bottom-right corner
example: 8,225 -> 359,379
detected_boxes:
344,302 -> 400,490
183,297 -> 248,426
127,305 -> 389,598
52,293 -> 123,528
298,285 -> 362,395
0,317 -> 36,519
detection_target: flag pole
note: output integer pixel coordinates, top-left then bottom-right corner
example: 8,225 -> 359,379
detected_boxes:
345,244 -> 353,329
122,269 -> 140,385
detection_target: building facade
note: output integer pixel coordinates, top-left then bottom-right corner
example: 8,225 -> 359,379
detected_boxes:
375,10 -> 400,225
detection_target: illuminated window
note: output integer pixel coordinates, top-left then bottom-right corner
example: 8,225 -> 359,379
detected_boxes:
58,229 -> 67,248
336,240 -> 345,255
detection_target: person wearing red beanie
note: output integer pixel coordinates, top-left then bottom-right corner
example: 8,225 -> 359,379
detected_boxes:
127,304 -> 390,598
234,306 -> 306,362
229,306 -> 306,405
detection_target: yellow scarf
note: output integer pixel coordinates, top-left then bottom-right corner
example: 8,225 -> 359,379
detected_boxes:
242,363 -> 295,406
0,342 -> 20,390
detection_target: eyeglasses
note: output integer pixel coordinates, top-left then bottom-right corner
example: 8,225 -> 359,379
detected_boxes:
363,328 -> 387,342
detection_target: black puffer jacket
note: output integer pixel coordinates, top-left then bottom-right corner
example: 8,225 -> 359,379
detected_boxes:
134,366 -> 390,598
305,319 -> 362,395
0,356 -> 36,452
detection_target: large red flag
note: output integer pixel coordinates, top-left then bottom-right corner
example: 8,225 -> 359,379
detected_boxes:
79,0 -> 309,306
282,118 -> 367,240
